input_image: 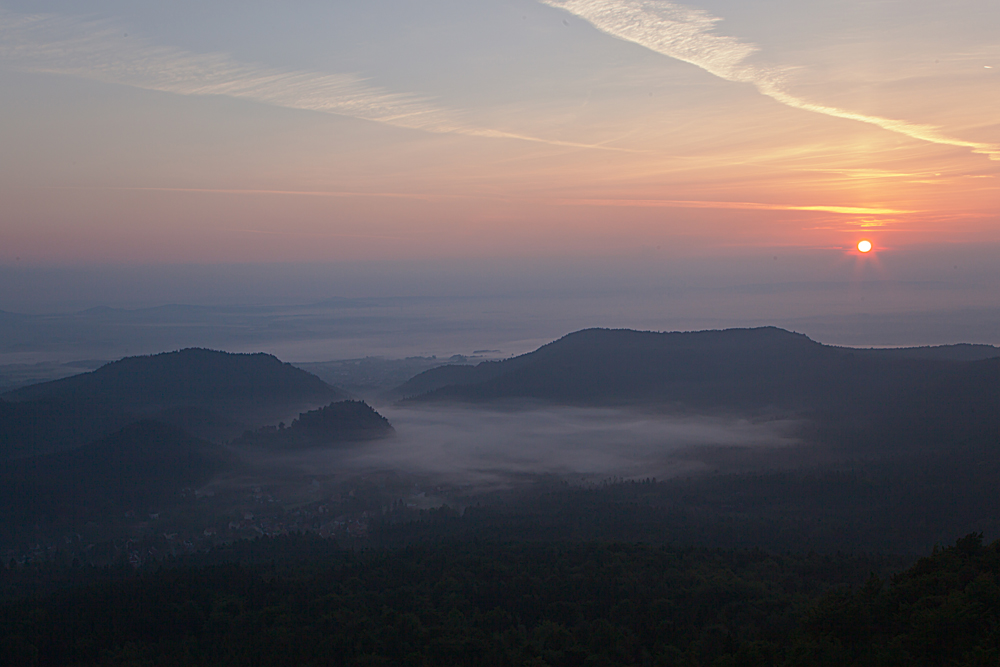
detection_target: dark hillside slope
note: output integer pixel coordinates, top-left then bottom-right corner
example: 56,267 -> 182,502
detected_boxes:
0,349 -> 346,457
232,400 -> 394,449
404,327 -> 914,408
0,421 -> 229,536
399,327 -> 825,406
388,361 -> 507,399
403,328 -> 999,451
0,398 -> 132,460
4,348 -> 344,414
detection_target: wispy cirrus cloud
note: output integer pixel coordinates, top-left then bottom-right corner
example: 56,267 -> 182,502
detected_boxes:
34,185 -> 478,201
0,9 -> 627,151
0,10 -> 451,128
542,0 -> 1000,161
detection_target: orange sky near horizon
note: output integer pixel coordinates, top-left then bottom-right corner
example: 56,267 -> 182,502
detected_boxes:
1,1 -> 998,266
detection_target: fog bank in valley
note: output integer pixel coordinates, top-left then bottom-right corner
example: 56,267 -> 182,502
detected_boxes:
261,405 -> 800,490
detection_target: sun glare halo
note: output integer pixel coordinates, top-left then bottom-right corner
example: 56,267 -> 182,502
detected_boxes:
857,240 -> 873,253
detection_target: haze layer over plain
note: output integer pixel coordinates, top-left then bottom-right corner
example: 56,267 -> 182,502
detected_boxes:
2,248 -> 999,367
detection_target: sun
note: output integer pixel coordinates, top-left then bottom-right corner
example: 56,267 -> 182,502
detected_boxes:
857,240 -> 872,253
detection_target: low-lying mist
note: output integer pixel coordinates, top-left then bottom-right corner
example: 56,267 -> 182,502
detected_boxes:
248,405 -> 801,492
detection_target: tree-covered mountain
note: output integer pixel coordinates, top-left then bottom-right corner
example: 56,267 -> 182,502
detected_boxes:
396,327 -> 999,454
4,348 -> 344,415
0,420 -> 229,540
0,397 -> 133,460
383,361 -> 508,401
231,400 -> 394,449
397,327 -> 992,408
0,351 -> 399,552
0,348 -> 347,458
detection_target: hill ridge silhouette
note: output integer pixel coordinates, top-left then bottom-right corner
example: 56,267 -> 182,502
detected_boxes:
4,347 -> 343,408
395,327 -> 999,451
1,348 -> 347,458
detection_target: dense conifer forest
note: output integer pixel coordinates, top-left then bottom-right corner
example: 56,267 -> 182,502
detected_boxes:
0,533 -> 996,666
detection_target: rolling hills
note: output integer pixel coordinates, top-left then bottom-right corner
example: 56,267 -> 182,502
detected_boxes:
0,348 -> 395,550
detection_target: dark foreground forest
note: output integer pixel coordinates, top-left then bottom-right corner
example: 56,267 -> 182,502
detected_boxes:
1,532 -> 998,667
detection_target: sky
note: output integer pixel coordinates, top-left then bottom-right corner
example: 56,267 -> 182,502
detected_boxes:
0,1 -> 998,346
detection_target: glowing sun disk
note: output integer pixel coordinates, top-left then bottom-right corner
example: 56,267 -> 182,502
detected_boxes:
858,240 -> 873,253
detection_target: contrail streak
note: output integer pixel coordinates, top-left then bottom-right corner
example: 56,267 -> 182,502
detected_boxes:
543,0 -> 1000,160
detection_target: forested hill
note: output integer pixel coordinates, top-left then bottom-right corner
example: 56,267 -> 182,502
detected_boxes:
0,349 -> 347,458
0,397 -> 133,461
393,326 -> 820,402
397,327 -> 999,434
0,420 -> 229,540
3,348 -> 344,412
231,400 -> 394,449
